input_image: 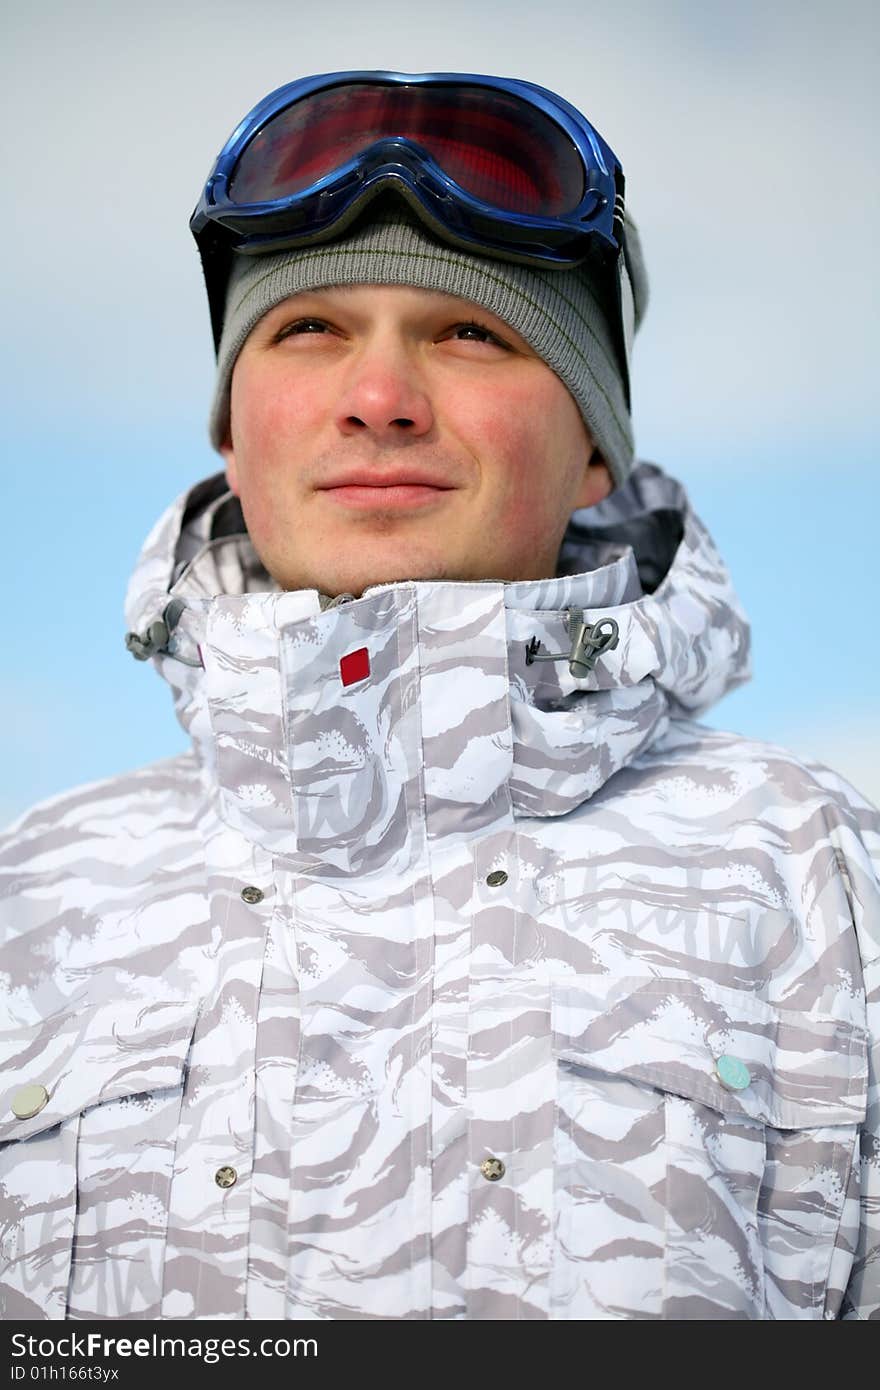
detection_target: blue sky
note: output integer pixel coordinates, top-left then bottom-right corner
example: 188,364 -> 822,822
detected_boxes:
3,0 -> 878,824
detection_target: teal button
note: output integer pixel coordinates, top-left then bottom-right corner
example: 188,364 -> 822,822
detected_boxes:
715,1054 -> 751,1091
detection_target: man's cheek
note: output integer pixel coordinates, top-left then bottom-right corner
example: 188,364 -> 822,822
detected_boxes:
482,401 -> 549,481
237,468 -> 300,554
490,435 -> 549,518
234,369 -> 307,449
504,485 -> 551,545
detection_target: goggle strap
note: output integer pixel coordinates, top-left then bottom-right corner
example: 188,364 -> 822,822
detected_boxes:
619,253 -> 636,373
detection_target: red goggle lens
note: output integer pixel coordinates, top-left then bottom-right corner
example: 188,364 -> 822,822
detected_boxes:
228,82 -> 585,216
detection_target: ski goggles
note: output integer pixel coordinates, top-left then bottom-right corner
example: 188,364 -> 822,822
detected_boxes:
190,70 -> 633,378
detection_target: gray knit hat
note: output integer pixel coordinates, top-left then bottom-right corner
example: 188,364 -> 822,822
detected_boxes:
208,201 -> 649,489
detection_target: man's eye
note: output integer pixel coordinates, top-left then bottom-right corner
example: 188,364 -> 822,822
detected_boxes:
451,321 -> 502,344
277,318 -> 328,338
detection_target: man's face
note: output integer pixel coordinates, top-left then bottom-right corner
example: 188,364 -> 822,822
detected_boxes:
221,283 -> 612,596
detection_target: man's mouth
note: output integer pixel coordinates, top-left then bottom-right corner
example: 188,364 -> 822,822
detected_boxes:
317,470 -> 456,511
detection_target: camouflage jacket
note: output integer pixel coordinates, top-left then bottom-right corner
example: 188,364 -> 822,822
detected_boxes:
1,463 -> 878,1320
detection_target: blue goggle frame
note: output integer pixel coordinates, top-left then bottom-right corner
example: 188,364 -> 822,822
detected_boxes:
190,71 -> 631,390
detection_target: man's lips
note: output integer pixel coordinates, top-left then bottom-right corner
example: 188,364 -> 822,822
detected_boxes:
317,469 -> 456,489
316,471 -> 456,511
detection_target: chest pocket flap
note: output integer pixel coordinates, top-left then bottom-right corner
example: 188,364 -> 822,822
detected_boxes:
0,999 -> 201,1142
551,974 -> 868,1129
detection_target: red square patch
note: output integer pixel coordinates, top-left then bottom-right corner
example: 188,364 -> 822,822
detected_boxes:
340,647 -> 370,687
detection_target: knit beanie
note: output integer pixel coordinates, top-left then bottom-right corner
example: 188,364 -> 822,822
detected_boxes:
208,200 -> 649,489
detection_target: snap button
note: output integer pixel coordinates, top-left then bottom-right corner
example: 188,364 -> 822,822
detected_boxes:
715,1054 -> 751,1091
11,1084 -> 50,1120
214,1165 -> 238,1189
486,870 -> 508,888
480,1156 -> 506,1181
240,885 -> 264,905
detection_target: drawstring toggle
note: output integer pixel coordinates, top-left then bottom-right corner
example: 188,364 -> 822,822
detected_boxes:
125,599 -> 202,667
525,608 -> 619,679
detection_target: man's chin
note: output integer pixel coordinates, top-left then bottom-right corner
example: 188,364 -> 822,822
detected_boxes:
272,540 -> 465,597
315,571 -> 450,600
278,562 -> 454,599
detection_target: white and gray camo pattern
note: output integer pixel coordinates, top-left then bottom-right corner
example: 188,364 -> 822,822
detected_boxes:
1,462 -> 878,1320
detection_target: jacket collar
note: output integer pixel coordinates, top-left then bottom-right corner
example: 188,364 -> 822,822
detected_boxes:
124,463 -> 751,870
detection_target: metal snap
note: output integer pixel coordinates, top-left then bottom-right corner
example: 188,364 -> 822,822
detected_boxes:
214,1165 -> 238,1189
486,870 -> 508,888
11,1084 -> 50,1120
480,1156 -> 506,1182
240,885 -> 264,905
715,1055 -> 751,1092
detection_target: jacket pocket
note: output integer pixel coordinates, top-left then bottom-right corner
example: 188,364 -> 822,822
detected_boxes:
0,1000 -> 200,1320
549,975 -> 867,1320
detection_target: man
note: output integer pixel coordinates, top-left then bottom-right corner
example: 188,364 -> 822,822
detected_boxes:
1,70 -> 878,1321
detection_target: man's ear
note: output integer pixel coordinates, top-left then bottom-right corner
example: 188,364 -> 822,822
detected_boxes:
573,446 -> 613,509
220,437 -> 240,497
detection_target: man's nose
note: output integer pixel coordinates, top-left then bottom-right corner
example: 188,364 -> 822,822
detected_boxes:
333,339 -> 434,438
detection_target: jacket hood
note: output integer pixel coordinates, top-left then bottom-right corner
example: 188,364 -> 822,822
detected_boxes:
124,462 -> 751,872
